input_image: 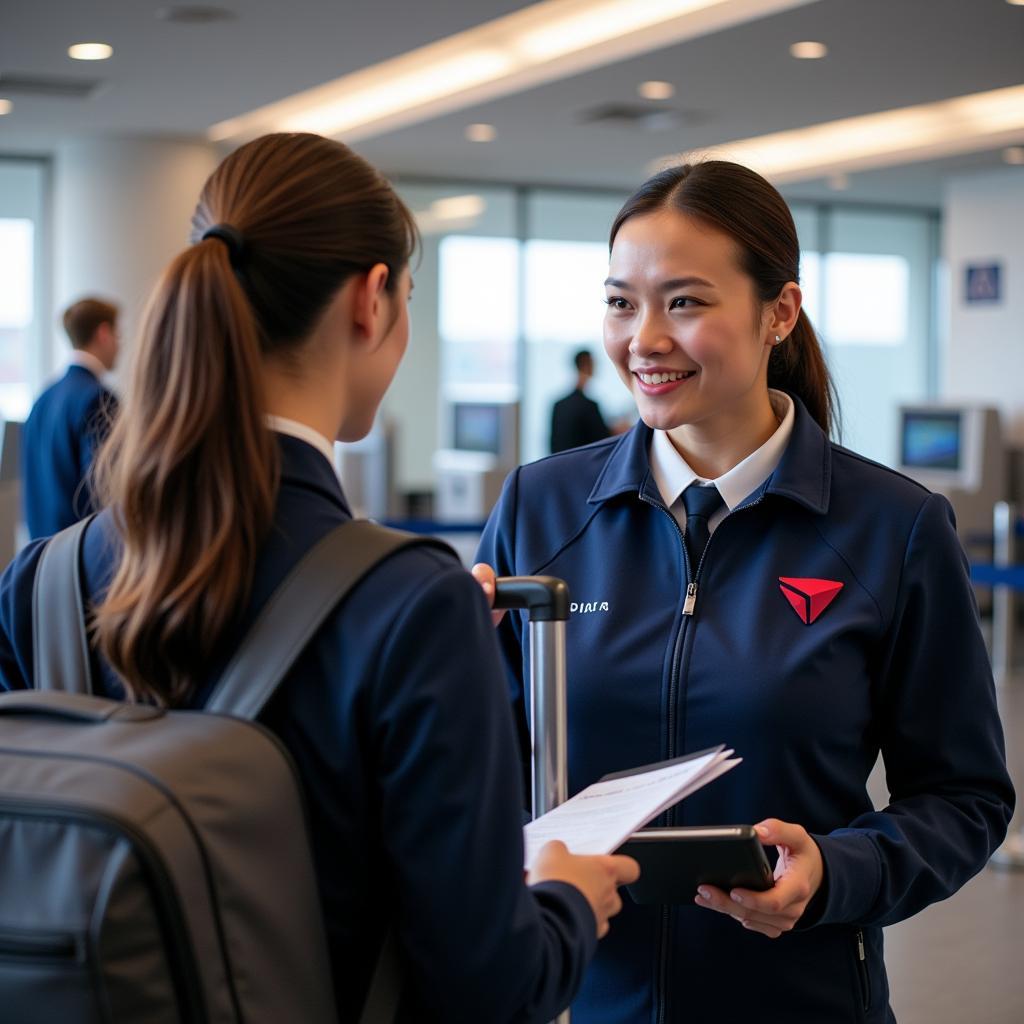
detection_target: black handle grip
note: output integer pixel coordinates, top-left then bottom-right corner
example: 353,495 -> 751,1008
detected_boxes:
493,576 -> 570,621
0,691 -> 163,724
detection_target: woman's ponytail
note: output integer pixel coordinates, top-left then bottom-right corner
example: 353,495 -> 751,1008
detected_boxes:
767,308 -> 838,437
92,132 -> 416,706
93,239 -> 278,705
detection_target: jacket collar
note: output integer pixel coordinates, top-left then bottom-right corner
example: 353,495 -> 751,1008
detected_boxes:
587,393 -> 831,515
276,432 -> 353,517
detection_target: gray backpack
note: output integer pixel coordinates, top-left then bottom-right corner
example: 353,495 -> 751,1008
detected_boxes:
0,516 -> 438,1023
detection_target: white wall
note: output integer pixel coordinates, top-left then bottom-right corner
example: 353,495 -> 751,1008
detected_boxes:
943,168 -> 1024,444
53,138 -> 219,387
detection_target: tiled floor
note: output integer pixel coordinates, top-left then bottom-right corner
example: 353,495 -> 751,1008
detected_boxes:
874,679 -> 1024,1024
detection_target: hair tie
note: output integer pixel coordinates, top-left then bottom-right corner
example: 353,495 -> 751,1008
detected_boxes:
201,224 -> 247,269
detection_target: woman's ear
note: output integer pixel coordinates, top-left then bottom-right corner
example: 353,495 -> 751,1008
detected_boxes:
768,282 -> 802,344
350,263 -> 392,351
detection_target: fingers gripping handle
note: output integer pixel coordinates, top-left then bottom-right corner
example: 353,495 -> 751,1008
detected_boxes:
492,576 -> 570,621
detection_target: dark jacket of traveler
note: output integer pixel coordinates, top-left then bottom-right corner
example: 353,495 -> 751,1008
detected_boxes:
477,395 -> 1014,1024
0,434 -> 596,1023
550,387 -> 609,453
22,363 -> 118,539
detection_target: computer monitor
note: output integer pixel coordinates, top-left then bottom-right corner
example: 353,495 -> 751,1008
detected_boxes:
900,410 -> 962,473
449,401 -> 519,466
895,403 -> 1005,544
453,403 -> 503,456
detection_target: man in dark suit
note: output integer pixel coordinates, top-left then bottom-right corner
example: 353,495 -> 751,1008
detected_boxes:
23,297 -> 121,538
550,349 -> 610,454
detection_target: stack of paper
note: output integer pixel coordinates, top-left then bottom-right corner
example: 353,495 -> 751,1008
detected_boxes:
523,745 -> 740,870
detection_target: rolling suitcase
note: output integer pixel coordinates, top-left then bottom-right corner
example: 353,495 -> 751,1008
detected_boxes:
493,575 -> 572,1024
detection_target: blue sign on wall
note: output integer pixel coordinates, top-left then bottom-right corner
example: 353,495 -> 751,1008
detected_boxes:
965,263 -> 1001,304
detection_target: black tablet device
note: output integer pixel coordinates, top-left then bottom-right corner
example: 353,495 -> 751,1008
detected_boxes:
616,825 -> 773,905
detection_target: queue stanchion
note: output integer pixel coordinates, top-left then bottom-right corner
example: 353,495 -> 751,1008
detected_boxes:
991,502 -> 1018,687
493,576 -> 571,1024
990,502 -> 1024,870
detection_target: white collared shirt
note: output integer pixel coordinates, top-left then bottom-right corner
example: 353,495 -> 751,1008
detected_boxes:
649,389 -> 795,534
68,349 -> 108,379
265,415 -> 336,467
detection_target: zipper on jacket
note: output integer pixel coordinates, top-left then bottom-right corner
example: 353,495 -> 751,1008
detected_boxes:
855,929 -> 870,1012
0,928 -> 81,962
639,488 -> 768,1024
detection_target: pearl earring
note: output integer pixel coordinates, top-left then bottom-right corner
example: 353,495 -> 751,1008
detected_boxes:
774,335 -> 783,344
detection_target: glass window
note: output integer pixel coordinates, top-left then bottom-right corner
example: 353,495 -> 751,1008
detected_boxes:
0,159 -> 48,422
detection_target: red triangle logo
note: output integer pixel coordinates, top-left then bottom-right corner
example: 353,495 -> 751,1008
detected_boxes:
778,577 -> 843,624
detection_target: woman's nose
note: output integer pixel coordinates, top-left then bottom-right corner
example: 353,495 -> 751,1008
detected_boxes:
629,315 -> 673,357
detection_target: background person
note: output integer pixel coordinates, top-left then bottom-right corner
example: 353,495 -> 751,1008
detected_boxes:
475,160 -> 1013,1023
22,297 -> 120,539
0,133 -> 637,1023
550,348 -> 611,453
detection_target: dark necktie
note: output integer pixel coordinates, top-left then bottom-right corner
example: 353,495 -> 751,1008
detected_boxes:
681,483 -> 724,571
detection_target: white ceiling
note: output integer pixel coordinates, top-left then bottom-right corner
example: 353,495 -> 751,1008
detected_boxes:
2,0 -> 1023,206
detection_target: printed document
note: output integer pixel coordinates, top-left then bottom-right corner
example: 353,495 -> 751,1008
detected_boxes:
524,746 -> 740,869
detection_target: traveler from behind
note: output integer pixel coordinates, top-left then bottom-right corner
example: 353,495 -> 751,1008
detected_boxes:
22,297 -> 120,538
0,133 -> 637,1022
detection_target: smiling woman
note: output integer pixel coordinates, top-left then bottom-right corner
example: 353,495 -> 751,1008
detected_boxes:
475,158 -> 1013,1024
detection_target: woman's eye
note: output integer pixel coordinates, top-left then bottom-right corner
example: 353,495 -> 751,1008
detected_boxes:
604,296 -> 631,311
670,296 -> 700,309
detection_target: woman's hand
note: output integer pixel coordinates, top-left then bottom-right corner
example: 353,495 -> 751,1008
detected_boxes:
470,562 -> 507,626
693,818 -> 824,938
529,840 -> 640,939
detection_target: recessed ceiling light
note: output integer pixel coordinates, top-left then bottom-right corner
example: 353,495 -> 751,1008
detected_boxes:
1006,0 -> 1024,7
465,122 -> 496,142
790,40 -> 827,59
68,42 -> 113,61
1004,146 -> 1024,164
638,80 -> 675,101
0,99 -> 11,116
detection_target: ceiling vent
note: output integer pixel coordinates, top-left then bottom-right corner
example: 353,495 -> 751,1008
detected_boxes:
156,5 -> 237,23
581,103 -> 703,133
0,74 -> 101,99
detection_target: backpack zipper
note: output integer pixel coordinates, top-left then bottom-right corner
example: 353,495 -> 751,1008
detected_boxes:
0,799 -> 209,1023
0,927 -> 81,961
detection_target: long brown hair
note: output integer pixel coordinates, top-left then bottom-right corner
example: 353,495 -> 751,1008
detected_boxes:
93,133 -> 417,705
609,160 -> 838,435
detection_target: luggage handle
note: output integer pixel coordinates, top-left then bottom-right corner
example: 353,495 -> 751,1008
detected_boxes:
0,689 -> 164,723
492,576 -> 570,622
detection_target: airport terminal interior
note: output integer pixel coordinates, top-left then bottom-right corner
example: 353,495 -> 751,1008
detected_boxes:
1,0 -> 1023,1021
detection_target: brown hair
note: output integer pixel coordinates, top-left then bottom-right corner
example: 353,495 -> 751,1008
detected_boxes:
63,298 -> 119,349
609,160 -> 838,435
93,133 -> 417,705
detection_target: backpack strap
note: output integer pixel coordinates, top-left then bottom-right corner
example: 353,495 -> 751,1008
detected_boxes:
32,515 -> 95,693
205,519 -> 450,720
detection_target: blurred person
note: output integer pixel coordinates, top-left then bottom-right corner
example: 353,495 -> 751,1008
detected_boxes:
22,297 -> 120,538
550,348 -> 611,453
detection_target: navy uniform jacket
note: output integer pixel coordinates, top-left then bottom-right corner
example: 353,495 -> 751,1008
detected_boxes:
478,395 -> 1014,1024
22,363 -> 119,539
0,434 -> 596,1023
551,388 -> 610,454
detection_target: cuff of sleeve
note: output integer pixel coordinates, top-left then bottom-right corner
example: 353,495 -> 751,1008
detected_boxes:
799,831 -> 881,928
530,880 -> 598,962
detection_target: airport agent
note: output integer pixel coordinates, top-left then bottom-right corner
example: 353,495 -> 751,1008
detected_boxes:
0,132 -> 637,1023
475,160 -> 1013,1024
